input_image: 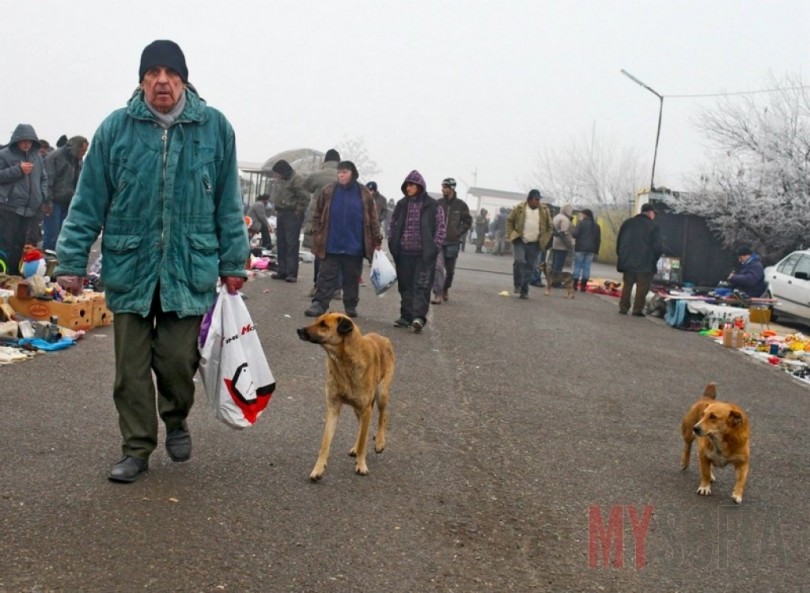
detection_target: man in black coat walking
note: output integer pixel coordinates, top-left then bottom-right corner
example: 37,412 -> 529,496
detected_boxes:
616,203 -> 662,316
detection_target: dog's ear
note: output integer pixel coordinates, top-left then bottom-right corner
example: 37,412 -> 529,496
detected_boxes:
337,316 -> 354,337
703,382 -> 717,400
728,410 -> 744,427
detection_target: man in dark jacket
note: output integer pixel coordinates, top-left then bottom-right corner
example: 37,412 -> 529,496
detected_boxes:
387,170 -> 446,333
616,202 -> 663,316
571,208 -> 601,292
305,161 -> 382,318
0,124 -> 47,274
431,177 -> 472,304
727,245 -> 767,298
43,135 -> 88,251
270,159 -> 310,282
302,148 -> 340,294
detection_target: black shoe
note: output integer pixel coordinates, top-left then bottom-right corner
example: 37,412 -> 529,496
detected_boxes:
618,310 -> 628,315
393,317 -> 410,328
529,281 -> 543,287
344,306 -> 358,318
632,312 -> 645,317
108,456 -> 148,483
166,422 -> 192,462
305,304 -> 326,317
519,293 -> 529,300
271,273 -> 287,280
285,277 -> 298,283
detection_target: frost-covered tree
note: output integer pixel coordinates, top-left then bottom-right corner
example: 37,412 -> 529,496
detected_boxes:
335,136 -> 380,182
665,75 -> 810,262
531,130 -> 646,237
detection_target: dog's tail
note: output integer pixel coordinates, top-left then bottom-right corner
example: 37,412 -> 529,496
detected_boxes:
701,382 -> 717,400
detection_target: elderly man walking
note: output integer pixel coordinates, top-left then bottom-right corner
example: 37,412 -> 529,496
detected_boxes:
55,40 -> 249,483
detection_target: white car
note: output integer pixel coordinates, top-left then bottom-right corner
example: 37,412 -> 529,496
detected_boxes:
764,249 -> 810,322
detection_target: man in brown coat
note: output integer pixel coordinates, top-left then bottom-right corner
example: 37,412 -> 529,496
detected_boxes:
305,161 -> 382,318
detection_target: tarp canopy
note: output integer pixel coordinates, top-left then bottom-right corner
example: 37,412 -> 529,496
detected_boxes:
260,148 -> 324,176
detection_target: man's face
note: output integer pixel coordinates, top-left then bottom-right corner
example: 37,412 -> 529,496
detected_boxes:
405,182 -> 421,197
337,169 -> 353,185
17,140 -> 33,154
528,197 -> 540,210
141,66 -> 185,113
441,184 -> 454,198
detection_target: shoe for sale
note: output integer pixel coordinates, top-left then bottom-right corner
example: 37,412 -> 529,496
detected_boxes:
411,318 -> 424,334
393,317 -> 410,328
108,456 -> 148,483
165,422 -> 192,462
305,304 -> 326,317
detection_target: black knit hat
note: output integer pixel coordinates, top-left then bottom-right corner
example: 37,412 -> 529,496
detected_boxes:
324,148 -> 340,163
337,160 -> 359,181
139,40 -> 188,83
271,159 -> 293,179
527,189 -> 541,199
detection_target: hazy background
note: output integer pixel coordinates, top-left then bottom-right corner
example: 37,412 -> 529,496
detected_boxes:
2,0 -> 807,202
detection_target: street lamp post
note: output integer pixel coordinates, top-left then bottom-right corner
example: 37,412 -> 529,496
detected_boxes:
621,69 -> 664,193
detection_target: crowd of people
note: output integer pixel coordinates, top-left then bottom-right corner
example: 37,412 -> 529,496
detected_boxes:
10,39 -> 755,486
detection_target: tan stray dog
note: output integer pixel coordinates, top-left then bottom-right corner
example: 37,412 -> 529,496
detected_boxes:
539,261 -> 575,298
680,382 -> 750,504
297,313 -> 395,481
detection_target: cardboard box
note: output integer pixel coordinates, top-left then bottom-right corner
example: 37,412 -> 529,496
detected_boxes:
9,296 -> 93,331
88,293 -> 114,327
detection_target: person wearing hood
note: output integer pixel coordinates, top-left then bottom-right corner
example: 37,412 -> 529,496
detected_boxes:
42,135 -> 89,251
727,246 -> 767,298
305,161 -> 382,318
270,158 -> 310,283
0,123 -> 48,274
54,40 -> 249,483
387,170 -> 446,333
550,203 -> 575,281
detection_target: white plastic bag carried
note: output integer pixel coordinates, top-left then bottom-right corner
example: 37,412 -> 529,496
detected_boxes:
369,250 -> 397,296
198,285 -> 275,428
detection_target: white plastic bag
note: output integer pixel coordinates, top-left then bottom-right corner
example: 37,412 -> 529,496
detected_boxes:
198,285 -> 275,428
369,250 -> 397,295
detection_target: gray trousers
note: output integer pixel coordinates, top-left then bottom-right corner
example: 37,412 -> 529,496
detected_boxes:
112,290 -> 202,459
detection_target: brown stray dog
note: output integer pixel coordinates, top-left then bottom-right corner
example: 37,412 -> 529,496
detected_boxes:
297,313 -> 395,481
539,261 -> 575,298
680,382 -> 750,504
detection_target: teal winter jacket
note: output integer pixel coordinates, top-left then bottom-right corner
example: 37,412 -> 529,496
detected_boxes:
55,88 -> 249,317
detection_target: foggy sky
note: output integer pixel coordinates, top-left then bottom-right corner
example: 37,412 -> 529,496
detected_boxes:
2,0 -> 807,203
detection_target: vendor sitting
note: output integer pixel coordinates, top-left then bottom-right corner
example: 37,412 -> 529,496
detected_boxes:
727,245 -> 767,298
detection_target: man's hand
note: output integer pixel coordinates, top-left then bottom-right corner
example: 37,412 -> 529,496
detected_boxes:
20,162 -> 34,175
222,276 -> 245,295
56,275 -> 84,296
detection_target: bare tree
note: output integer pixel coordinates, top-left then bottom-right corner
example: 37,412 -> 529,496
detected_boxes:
666,74 -> 810,261
335,136 -> 381,182
531,129 -> 646,237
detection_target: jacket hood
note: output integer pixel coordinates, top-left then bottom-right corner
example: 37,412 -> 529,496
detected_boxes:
401,170 -> 426,194
561,204 -> 573,217
67,135 -> 88,159
9,124 -> 40,150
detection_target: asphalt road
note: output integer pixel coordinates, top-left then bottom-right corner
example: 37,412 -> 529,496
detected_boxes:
1,251 -> 808,593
